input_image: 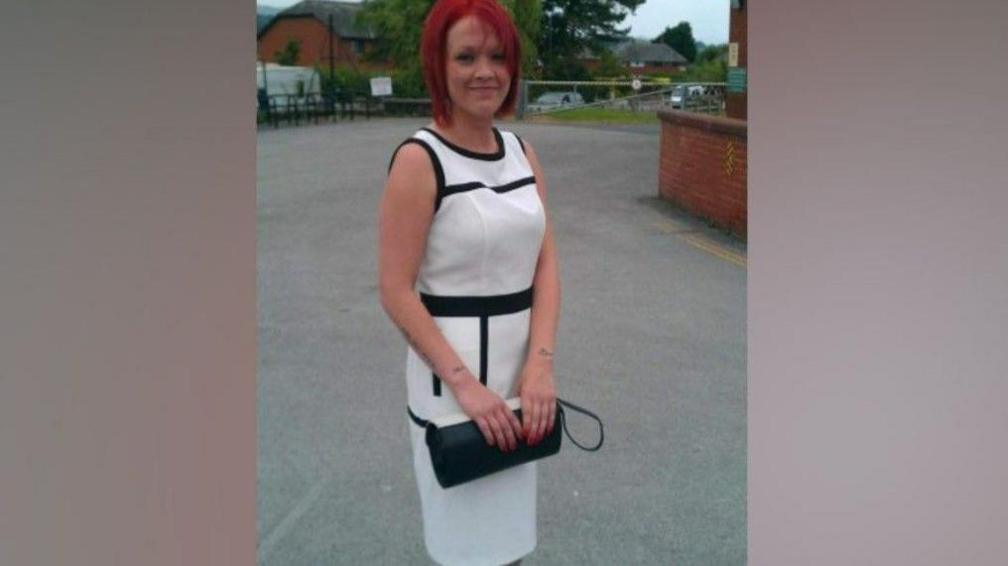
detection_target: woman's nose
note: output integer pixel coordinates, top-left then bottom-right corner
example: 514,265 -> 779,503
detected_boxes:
475,57 -> 493,78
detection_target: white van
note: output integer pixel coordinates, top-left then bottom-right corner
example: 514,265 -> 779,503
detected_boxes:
256,63 -> 321,110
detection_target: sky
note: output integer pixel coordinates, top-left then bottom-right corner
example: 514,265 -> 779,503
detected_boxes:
626,0 -> 728,44
260,0 -> 729,45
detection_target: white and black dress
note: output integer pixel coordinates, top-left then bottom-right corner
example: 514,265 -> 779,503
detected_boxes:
390,126 -> 546,566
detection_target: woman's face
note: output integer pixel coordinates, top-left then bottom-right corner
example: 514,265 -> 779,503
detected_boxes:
443,15 -> 511,122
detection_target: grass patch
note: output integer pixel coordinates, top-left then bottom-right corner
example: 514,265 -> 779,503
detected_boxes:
528,107 -> 660,125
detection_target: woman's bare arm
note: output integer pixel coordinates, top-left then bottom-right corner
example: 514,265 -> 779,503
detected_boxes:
378,143 -> 523,451
517,141 -> 561,445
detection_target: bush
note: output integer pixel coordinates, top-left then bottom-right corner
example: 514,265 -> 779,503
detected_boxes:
317,66 -> 429,99
676,59 -> 727,83
318,67 -> 370,96
388,67 -> 428,98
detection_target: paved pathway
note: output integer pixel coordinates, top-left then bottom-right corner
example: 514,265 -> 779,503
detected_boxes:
258,118 -> 746,565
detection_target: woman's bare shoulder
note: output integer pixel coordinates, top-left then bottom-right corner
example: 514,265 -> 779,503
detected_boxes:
384,140 -> 437,206
389,139 -> 435,175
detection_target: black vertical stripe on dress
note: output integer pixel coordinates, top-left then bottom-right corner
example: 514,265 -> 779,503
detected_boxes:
430,316 -> 490,395
435,314 -> 489,394
479,316 -> 489,386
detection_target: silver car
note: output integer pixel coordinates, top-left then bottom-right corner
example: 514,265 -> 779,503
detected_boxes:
668,85 -> 706,109
527,91 -> 584,113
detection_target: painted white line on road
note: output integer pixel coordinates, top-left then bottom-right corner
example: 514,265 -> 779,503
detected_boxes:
258,479 -> 327,563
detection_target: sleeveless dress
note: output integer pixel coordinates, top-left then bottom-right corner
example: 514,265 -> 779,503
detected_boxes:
390,126 -> 546,566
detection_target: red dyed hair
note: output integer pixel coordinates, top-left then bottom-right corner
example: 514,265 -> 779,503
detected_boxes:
420,0 -> 522,126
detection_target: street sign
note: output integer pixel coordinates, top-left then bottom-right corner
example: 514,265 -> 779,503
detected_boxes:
370,76 -> 392,97
728,43 -> 739,67
727,68 -> 747,93
631,78 -> 642,91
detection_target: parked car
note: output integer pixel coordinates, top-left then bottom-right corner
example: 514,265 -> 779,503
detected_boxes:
527,91 -> 584,112
667,85 -> 705,109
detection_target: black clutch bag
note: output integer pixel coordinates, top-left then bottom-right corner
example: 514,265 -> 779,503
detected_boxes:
424,397 -> 603,489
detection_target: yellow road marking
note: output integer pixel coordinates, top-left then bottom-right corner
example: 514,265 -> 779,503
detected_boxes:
651,220 -> 688,234
680,233 -> 747,267
651,219 -> 746,267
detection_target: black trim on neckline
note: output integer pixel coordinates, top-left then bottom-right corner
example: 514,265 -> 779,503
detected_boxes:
421,127 -> 505,161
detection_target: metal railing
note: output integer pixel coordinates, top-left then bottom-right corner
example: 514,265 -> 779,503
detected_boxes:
378,97 -> 433,117
256,93 -> 442,128
519,80 -> 728,118
255,81 -> 729,128
257,91 -> 375,128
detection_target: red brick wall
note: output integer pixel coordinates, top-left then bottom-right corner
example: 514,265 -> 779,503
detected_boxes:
726,3 -> 748,120
658,110 -> 747,239
257,17 -> 374,69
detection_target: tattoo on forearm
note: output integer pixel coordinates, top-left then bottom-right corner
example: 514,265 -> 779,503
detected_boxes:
397,324 -> 433,367
537,347 -> 554,359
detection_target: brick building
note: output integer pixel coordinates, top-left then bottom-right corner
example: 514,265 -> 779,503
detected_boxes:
581,39 -> 688,76
257,0 -> 381,70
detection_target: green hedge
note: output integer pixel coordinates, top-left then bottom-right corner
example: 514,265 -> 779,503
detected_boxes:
316,66 -> 429,99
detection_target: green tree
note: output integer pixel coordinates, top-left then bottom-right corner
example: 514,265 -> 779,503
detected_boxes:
358,0 -> 435,69
593,48 -> 625,79
505,0 -> 542,78
697,43 -> 727,64
676,58 -> 726,83
671,43 -> 727,83
275,39 -> 301,66
543,55 -> 591,81
538,0 -> 644,74
358,0 -> 542,77
654,22 -> 696,63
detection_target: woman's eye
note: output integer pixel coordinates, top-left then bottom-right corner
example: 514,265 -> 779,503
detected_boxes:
491,53 -> 505,61
455,53 -> 474,62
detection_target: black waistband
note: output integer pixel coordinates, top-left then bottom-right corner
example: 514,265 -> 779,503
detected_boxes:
420,287 -> 533,317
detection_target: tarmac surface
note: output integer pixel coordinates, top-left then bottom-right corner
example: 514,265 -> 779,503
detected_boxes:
258,118 -> 747,565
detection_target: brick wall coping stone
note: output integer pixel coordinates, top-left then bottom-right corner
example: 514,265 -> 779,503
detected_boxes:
657,109 -> 747,137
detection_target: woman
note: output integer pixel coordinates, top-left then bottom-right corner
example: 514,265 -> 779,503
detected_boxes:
377,1 -> 560,564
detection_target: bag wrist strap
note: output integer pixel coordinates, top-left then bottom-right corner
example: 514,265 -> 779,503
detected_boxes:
557,398 -> 604,451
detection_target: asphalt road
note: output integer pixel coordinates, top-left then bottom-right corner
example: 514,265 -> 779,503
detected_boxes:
257,117 -> 747,565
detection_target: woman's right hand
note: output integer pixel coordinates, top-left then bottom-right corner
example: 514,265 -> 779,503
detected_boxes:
453,377 -> 524,452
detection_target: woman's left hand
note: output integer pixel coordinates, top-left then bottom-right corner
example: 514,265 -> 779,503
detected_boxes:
517,359 -> 556,446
